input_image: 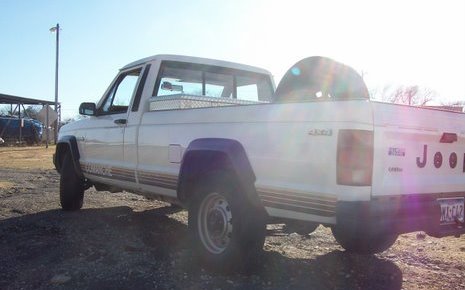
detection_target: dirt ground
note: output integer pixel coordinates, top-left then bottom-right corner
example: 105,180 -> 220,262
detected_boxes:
0,146 -> 464,290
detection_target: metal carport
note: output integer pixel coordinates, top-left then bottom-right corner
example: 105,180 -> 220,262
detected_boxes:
0,93 -> 59,146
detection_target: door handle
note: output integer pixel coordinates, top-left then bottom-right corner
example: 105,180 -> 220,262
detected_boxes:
114,119 -> 127,125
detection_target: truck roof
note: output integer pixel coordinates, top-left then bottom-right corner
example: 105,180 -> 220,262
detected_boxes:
121,54 -> 273,76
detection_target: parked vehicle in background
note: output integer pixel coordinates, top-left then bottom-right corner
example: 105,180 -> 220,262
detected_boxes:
0,116 -> 43,145
54,54 -> 465,271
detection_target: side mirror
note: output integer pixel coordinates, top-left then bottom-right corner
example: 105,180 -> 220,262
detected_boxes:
79,102 -> 97,116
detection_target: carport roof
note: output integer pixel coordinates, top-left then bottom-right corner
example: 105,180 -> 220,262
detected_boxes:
0,93 -> 56,105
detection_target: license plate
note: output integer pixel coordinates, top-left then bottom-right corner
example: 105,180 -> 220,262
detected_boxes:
438,197 -> 464,225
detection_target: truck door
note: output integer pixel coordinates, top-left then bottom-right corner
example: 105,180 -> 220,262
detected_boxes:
122,64 -> 151,176
82,67 -> 143,184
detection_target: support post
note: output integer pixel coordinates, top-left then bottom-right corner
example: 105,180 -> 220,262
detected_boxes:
52,23 -> 60,144
45,105 -> 49,149
18,104 -> 22,145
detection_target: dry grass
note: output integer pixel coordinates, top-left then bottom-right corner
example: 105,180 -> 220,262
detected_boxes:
0,181 -> 14,189
0,146 -> 55,170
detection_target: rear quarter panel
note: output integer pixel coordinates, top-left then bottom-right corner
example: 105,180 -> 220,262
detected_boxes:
137,100 -> 374,209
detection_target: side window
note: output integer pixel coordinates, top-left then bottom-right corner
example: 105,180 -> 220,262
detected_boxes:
101,68 -> 142,114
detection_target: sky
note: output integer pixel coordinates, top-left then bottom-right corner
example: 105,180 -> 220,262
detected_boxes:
0,0 -> 464,119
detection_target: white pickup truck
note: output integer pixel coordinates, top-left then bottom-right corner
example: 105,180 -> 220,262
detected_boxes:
54,54 -> 465,270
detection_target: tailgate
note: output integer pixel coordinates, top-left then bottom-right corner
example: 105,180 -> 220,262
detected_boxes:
371,102 -> 465,197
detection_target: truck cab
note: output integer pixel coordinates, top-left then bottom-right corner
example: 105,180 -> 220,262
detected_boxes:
58,55 -> 274,195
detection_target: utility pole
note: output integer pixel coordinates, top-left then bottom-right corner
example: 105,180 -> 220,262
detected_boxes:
50,23 -> 60,144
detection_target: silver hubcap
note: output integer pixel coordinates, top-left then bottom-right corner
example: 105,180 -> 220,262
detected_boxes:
198,192 -> 233,254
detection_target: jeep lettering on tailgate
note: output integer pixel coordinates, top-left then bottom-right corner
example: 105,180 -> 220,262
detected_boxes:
416,145 -> 465,171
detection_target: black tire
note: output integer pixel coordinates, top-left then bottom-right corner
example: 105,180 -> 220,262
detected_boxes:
284,221 -> 319,235
59,152 -> 84,211
188,171 -> 266,272
331,226 -> 398,254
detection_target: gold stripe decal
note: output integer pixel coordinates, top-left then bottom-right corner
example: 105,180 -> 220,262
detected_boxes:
138,170 -> 178,189
80,163 -> 178,189
80,163 -> 334,217
81,162 -> 113,177
257,188 -> 337,217
81,162 -> 136,182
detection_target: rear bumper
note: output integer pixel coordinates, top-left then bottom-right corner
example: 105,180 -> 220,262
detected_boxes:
337,193 -> 465,238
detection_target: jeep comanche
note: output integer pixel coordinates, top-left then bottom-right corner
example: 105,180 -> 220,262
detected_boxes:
54,54 -> 465,270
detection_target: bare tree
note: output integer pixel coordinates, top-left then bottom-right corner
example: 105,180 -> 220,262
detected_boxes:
371,84 -> 438,106
0,105 -> 13,116
0,104 -> 42,118
23,105 -> 41,119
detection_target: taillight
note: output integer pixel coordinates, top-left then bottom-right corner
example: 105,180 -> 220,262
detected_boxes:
337,129 -> 373,186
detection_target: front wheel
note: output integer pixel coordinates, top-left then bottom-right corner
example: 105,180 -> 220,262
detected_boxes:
188,172 -> 266,272
59,152 -> 84,210
332,226 -> 398,254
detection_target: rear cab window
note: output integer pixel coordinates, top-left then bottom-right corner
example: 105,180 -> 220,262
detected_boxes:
150,61 -> 273,111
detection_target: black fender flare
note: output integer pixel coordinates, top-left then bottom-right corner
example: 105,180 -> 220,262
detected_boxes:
54,135 -> 83,178
177,138 -> 261,207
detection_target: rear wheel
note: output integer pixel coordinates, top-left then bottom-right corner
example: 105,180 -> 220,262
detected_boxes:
59,152 -> 84,211
332,226 -> 398,254
188,172 -> 266,272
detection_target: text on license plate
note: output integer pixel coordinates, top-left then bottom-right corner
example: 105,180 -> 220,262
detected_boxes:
438,197 -> 464,225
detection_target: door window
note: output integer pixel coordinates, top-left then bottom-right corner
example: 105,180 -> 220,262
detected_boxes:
100,68 -> 142,114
